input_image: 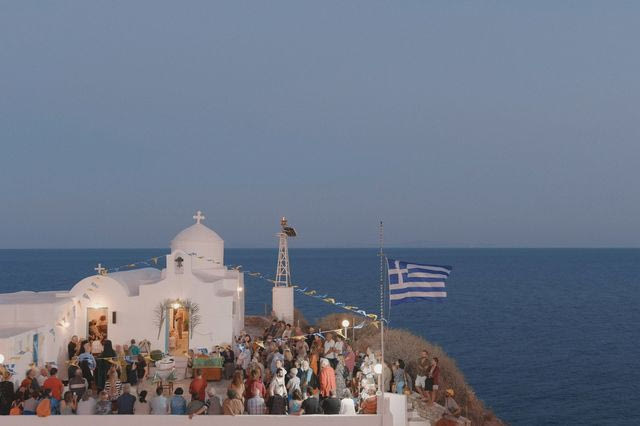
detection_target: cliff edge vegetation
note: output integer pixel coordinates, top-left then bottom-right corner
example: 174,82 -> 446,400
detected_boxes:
316,313 -> 505,426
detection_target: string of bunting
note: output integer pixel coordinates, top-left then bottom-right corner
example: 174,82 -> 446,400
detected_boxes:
252,325 -> 355,349
238,268 -> 382,323
95,253 -> 384,325
98,255 -> 166,274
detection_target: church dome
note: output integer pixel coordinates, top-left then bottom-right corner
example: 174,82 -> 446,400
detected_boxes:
171,223 -> 223,244
170,211 -> 224,269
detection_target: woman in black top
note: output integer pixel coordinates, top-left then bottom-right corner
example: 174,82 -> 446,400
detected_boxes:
0,372 -> 16,415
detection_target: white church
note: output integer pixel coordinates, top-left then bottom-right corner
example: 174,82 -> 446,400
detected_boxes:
0,211 -> 249,378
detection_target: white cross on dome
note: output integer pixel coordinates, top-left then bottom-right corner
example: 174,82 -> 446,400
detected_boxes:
94,263 -> 106,275
193,210 -> 206,224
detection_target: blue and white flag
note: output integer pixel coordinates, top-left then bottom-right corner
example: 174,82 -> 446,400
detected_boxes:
387,258 -> 452,305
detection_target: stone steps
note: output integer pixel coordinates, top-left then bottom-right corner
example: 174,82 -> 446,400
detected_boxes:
406,392 -> 471,426
408,409 -> 432,425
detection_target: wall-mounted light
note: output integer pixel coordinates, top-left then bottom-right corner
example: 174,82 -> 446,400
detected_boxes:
172,302 -> 181,310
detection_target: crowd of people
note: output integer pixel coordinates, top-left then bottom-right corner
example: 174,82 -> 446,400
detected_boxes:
0,319 -> 461,420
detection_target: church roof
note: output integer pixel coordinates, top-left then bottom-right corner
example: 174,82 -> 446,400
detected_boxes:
192,269 -> 225,283
0,326 -> 44,338
0,291 -> 71,305
106,268 -> 162,296
171,222 -> 223,245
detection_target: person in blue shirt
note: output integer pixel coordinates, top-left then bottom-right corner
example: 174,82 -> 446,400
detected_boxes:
170,387 -> 187,415
78,343 -> 96,371
129,339 -> 141,356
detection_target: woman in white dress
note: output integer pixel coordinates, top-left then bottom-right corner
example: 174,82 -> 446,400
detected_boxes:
340,389 -> 357,415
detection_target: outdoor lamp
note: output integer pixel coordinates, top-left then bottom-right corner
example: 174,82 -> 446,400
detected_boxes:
374,363 -> 383,375
172,302 -> 181,310
0,353 -> 4,364
341,319 -> 350,340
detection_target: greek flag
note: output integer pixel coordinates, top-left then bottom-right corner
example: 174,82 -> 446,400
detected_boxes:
387,258 -> 452,305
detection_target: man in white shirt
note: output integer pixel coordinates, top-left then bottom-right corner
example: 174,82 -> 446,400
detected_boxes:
324,333 -> 338,368
76,389 -> 97,414
334,335 -> 345,357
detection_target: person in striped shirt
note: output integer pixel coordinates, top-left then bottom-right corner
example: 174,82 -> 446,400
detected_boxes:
103,367 -> 122,402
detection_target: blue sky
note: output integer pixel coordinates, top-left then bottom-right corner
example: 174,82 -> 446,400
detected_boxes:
1,2 -> 639,248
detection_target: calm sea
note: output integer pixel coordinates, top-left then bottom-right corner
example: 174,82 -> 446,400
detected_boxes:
1,248 -> 638,425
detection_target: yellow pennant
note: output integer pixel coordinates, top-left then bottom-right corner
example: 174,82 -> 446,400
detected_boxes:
323,298 -> 336,304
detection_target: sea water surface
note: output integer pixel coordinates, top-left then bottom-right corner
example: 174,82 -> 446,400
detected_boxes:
0,248 -> 639,425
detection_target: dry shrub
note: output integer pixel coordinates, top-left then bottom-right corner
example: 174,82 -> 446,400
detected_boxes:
294,308 -> 309,329
246,310 -> 309,334
244,315 -> 270,331
314,312 -> 380,341
315,313 -> 352,332
317,316 -> 503,426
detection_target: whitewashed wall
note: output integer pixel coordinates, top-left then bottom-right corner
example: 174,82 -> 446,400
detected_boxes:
0,395 -> 410,425
2,414 -> 382,426
1,395 -> 407,425
380,392 -> 408,426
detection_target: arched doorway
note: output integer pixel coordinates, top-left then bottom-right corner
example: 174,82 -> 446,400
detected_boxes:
167,303 -> 189,356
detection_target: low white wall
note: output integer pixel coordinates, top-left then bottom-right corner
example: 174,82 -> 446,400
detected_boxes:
2,394 -> 405,425
2,414 -> 380,426
381,393 -> 408,426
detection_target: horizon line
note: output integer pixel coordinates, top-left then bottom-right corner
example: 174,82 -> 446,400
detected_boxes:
1,246 -> 639,250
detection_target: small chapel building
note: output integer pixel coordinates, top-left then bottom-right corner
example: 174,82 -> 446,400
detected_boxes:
0,211 -> 244,378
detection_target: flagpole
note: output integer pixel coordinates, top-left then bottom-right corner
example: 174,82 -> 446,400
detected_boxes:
379,220 -> 385,394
